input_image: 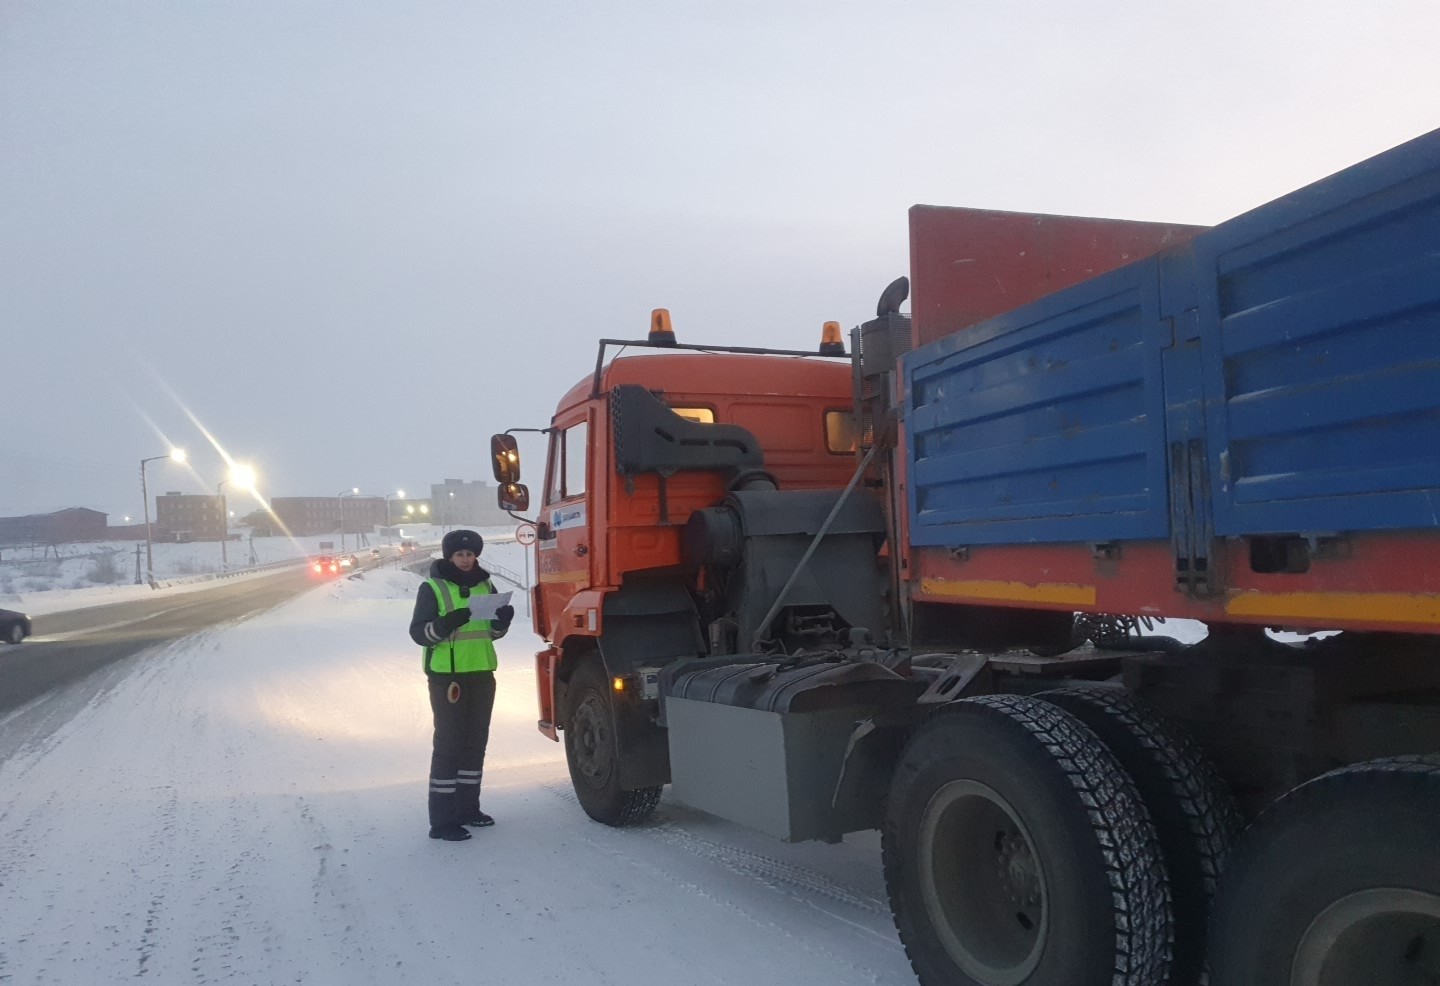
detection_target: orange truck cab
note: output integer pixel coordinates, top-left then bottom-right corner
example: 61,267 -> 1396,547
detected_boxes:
493,327 -> 866,806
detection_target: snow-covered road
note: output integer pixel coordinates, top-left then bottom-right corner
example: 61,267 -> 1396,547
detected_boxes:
0,547 -> 915,986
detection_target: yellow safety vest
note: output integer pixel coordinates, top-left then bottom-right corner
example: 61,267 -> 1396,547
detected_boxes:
424,577 -> 499,674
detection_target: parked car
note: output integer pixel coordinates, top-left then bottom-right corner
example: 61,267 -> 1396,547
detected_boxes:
0,608 -> 32,645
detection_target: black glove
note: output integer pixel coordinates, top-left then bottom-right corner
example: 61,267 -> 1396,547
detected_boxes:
492,604 -> 515,633
438,607 -> 471,634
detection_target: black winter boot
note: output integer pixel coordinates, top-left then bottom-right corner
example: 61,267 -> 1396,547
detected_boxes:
463,811 -> 494,828
428,824 -> 472,842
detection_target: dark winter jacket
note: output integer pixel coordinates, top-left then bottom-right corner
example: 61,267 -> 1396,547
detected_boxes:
408,558 -> 512,649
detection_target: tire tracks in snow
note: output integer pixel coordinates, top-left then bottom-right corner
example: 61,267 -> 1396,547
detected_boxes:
543,782 -> 902,966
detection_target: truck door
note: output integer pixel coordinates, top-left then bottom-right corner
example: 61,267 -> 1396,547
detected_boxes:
536,411 -> 593,635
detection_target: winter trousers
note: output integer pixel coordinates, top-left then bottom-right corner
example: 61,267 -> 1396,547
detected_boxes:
427,671 -> 496,828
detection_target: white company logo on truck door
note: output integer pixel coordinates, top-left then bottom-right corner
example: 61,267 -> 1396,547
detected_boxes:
551,505 -> 586,532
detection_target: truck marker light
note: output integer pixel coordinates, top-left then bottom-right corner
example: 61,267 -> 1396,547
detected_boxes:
649,308 -> 676,347
612,677 -> 626,694
819,320 -> 846,355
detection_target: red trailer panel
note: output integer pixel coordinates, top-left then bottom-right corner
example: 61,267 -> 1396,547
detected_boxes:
908,205 -> 1207,348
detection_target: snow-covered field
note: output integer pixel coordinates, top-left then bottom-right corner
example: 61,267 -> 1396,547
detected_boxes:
0,525 -> 517,617
0,538 -> 914,986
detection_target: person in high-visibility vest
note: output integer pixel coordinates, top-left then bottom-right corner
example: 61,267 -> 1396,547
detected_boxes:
408,529 -> 514,842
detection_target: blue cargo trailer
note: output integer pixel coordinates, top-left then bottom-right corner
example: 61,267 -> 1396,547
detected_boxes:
905,126 -> 1440,548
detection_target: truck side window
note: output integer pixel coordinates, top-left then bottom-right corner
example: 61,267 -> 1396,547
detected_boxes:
545,430 -> 564,505
825,410 -> 859,453
545,421 -> 590,503
562,420 -> 588,497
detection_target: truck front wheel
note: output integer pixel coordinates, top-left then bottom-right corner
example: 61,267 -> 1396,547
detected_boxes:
882,694 -> 1172,986
564,655 -> 662,827
1209,755 -> 1440,986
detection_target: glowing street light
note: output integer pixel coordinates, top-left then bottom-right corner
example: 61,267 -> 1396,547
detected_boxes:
139,448 -> 186,585
218,463 -> 258,571
229,463 -> 257,492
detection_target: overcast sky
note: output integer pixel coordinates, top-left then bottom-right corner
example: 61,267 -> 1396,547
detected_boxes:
3,0 -> 1438,521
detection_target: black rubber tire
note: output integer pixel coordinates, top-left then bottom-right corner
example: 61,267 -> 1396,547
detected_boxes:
882,694 -> 1172,986
4,622 -> 23,645
1039,685 -> 1241,986
1209,755 -> 1440,986
563,655 -> 661,827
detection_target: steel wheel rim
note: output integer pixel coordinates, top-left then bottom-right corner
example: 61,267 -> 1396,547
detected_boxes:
1291,887 -> 1440,986
917,779 -> 1048,985
571,692 -> 614,789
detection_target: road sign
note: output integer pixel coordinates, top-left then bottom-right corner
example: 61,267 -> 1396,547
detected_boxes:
515,523 -> 537,546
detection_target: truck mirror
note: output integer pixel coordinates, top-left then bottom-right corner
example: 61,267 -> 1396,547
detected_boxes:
491,434 -> 521,484
498,482 -> 530,513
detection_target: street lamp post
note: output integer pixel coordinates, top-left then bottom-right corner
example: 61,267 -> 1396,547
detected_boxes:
337,488 -> 358,552
385,490 -> 406,527
139,448 -> 186,585
219,463 -> 258,572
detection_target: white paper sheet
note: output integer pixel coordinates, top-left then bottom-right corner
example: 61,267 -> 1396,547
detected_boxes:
463,591 -> 512,620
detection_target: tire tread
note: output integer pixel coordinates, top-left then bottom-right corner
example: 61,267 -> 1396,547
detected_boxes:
1209,754 -> 1440,985
882,694 -> 1172,986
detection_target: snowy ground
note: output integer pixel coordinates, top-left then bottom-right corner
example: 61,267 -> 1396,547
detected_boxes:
0,525 -> 517,617
0,538 -> 915,986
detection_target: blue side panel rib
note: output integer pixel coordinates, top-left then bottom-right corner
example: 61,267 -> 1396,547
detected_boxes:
905,263 -> 1171,546
1194,130 -> 1440,535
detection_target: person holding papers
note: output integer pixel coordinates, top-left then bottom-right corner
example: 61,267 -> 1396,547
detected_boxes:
408,529 -> 515,842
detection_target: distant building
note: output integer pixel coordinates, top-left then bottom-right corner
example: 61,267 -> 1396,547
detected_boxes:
0,507 -> 109,545
431,479 -> 511,527
156,492 -> 226,542
270,495 -> 386,536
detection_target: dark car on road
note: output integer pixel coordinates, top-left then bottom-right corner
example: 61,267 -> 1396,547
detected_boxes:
0,608 -> 32,645
311,555 -> 340,576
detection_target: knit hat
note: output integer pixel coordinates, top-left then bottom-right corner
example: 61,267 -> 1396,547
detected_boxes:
442,529 -> 484,559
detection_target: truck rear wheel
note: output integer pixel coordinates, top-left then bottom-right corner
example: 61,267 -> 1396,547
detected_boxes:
1039,685 -> 1241,986
564,655 -> 662,827
882,694 -> 1171,986
1209,755 -> 1440,986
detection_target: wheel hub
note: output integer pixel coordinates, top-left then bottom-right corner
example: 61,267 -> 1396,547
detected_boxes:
1292,888 -> 1440,986
571,695 -> 614,788
918,779 -> 1048,986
